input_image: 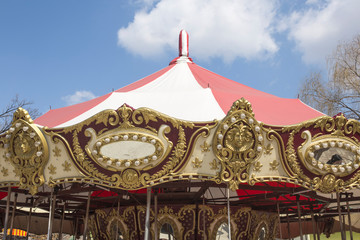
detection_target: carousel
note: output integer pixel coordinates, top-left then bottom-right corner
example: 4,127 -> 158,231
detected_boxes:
1,30 -> 360,240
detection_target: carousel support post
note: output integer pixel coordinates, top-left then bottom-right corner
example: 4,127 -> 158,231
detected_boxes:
47,188 -> 56,240
342,207 -> 347,238
83,191 -> 92,240
336,192 -> 346,240
310,204 -> 317,240
154,190 -> 158,240
74,217 -> 78,240
3,186 -> 12,240
195,201 -> 199,240
144,187 -> 152,240
25,198 -> 34,240
226,187 -> 232,240
116,197 -> 120,240
315,214 -> 320,240
277,200 -> 282,240
58,203 -> 66,240
9,193 -> 18,240
286,213 -> 291,240
134,205 -> 141,240
203,196 -> 206,240
296,196 -> 303,240
345,193 -> 353,240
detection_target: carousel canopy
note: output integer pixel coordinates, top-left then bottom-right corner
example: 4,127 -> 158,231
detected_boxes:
35,30 -> 323,128
2,30 -> 360,240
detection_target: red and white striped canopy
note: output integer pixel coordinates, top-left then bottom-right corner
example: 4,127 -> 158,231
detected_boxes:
35,30 -> 323,128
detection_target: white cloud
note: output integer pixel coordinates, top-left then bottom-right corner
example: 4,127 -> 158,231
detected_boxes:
62,91 -> 97,106
118,0 -> 279,63
285,0 -> 360,64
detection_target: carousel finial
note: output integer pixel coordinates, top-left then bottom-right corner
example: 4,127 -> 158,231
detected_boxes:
179,30 -> 189,57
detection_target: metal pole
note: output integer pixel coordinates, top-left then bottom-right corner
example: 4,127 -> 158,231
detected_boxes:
134,205 -> 141,240
3,186 -> 12,240
345,193 -> 353,240
296,197 -> 303,240
74,217 -> 78,240
144,187 -> 152,240
336,192 -> 346,240
203,196 -> 206,240
227,188 -> 232,240
315,214 -> 320,240
286,213 -> 291,240
25,198 -> 34,240
342,208 -> 347,238
195,202 -> 199,240
9,193 -> 18,240
310,204 -> 317,240
154,191 -> 158,240
58,203 -> 66,240
277,201 -> 282,240
116,197 -> 120,240
83,191 -> 92,240
47,188 -> 56,240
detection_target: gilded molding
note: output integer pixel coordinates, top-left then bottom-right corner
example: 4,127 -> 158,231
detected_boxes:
2,108 -> 49,195
213,98 -> 264,191
281,114 -> 360,193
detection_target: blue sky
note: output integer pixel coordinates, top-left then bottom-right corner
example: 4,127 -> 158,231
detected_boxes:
1,0 -> 360,116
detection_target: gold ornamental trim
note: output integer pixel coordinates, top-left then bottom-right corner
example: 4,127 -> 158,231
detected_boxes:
282,114 -> 360,193
213,98 -> 264,190
3,108 -> 49,195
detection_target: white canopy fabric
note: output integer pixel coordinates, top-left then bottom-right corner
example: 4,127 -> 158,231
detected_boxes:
35,30 -> 323,128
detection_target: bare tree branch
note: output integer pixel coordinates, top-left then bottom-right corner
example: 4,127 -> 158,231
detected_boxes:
0,95 -> 40,134
299,35 -> 360,120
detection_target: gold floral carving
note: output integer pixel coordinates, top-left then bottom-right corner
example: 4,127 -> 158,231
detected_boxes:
48,164 -> 56,175
200,141 -> 211,152
210,159 -> 219,170
4,108 -> 49,195
213,98 -> 264,191
1,167 -> 9,176
253,161 -> 263,172
2,152 -> 9,162
52,146 -> 61,157
62,161 -> 71,172
264,143 -> 273,155
192,157 -> 203,168
269,160 -> 279,171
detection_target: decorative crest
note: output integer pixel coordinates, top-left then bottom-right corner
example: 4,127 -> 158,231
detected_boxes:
213,98 -> 263,190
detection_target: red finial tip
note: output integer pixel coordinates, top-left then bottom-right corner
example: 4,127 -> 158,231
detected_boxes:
179,30 -> 189,57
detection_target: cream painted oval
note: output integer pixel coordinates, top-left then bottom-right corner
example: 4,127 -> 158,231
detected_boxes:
100,141 -> 156,160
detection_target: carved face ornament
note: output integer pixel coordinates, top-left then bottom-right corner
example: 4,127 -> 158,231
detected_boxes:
225,123 -> 254,153
14,131 -> 34,159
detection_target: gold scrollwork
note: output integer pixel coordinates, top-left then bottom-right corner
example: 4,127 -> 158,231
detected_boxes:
4,108 -> 49,195
282,114 -> 360,193
213,98 -> 264,190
